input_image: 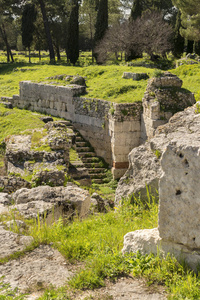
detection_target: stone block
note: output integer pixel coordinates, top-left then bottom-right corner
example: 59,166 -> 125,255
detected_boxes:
159,138 -> 200,248
112,167 -> 127,180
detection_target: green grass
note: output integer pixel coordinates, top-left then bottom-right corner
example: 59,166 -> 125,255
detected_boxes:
1,194 -> 200,299
0,105 -> 45,143
0,57 -> 155,103
171,63 -> 200,101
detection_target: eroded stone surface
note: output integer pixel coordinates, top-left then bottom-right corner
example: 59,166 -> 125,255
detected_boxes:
0,226 -> 33,258
159,138 -> 200,248
11,183 -> 91,219
0,245 -> 73,293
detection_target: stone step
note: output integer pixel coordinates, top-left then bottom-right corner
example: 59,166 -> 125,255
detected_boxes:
84,162 -> 103,168
91,178 -> 104,184
89,173 -> 107,179
76,147 -> 92,153
81,157 -> 101,163
75,141 -> 87,147
88,168 -> 106,174
78,152 -> 96,158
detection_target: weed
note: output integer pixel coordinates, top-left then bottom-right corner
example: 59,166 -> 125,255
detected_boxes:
152,69 -> 164,78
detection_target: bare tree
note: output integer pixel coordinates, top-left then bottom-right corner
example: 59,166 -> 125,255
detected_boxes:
95,11 -> 173,63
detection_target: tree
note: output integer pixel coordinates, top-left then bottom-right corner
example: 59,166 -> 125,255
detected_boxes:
172,0 -> 200,42
130,0 -> 142,20
22,3 -> 37,62
173,9 -> 185,58
37,0 -> 55,62
95,11 -> 173,63
130,0 -> 174,20
94,0 -> 108,63
66,0 -> 79,65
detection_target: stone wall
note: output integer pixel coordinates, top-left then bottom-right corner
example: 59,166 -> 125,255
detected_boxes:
141,72 -> 195,143
10,81 -> 142,179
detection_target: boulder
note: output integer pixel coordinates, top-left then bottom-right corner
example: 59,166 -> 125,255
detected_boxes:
70,76 -> 86,86
11,183 -> 91,220
122,228 -> 200,272
32,169 -> 65,187
0,176 -> 31,194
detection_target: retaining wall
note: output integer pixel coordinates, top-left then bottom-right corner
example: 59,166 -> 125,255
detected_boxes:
11,81 -> 142,179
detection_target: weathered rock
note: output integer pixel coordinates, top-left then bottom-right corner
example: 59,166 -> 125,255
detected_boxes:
70,76 -> 86,86
0,245 -> 73,293
116,103 -> 200,205
122,228 -> 200,272
159,137 -> 200,249
141,71 -> 195,142
40,116 -> 53,123
6,220 -> 26,230
115,143 -> 162,204
0,226 -> 34,258
32,169 -> 65,187
4,122 -> 74,192
91,192 -> 108,213
122,72 -> 149,80
11,184 -> 91,219
0,176 -> 31,194
0,192 -> 12,205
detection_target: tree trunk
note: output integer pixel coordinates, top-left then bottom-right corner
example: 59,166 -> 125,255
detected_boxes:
55,43 -> 60,61
28,47 -> 31,63
38,0 -> 55,62
0,23 -> 14,63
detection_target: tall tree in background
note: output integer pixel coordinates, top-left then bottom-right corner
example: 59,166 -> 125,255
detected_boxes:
94,0 -> 108,63
172,0 -> 200,51
173,9 -> 184,58
37,0 -> 55,62
66,0 -> 79,65
22,3 -> 37,62
130,0 -> 142,20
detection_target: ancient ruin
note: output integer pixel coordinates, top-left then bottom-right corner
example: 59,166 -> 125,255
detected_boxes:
122,103 -> 200,271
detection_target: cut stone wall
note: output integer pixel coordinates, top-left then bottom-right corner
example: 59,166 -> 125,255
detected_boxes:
141,72 -> 195,143
10,81 -> 142,179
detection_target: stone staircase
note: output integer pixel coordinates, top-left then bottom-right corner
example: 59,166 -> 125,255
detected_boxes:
68,127 -> 109,185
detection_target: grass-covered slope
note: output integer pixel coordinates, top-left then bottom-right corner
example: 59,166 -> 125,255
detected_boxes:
0,62 -> 155,103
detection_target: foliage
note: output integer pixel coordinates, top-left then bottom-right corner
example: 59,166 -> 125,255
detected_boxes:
173,9 -> 185,58
66,0 -> 79,65
21,3 -> 37,60
172,0 -> 200,42
130,0 -> 142,21
95,11 -> 173,63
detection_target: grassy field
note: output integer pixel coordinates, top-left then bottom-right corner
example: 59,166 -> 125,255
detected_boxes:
0,51 -> 163,103
1,51 -> 200,104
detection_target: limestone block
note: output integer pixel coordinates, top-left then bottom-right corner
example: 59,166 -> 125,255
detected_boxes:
60,111 -> 71,120
159,139 -> 200,249
112,168 -> 127,180
150,101 -> 160,119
